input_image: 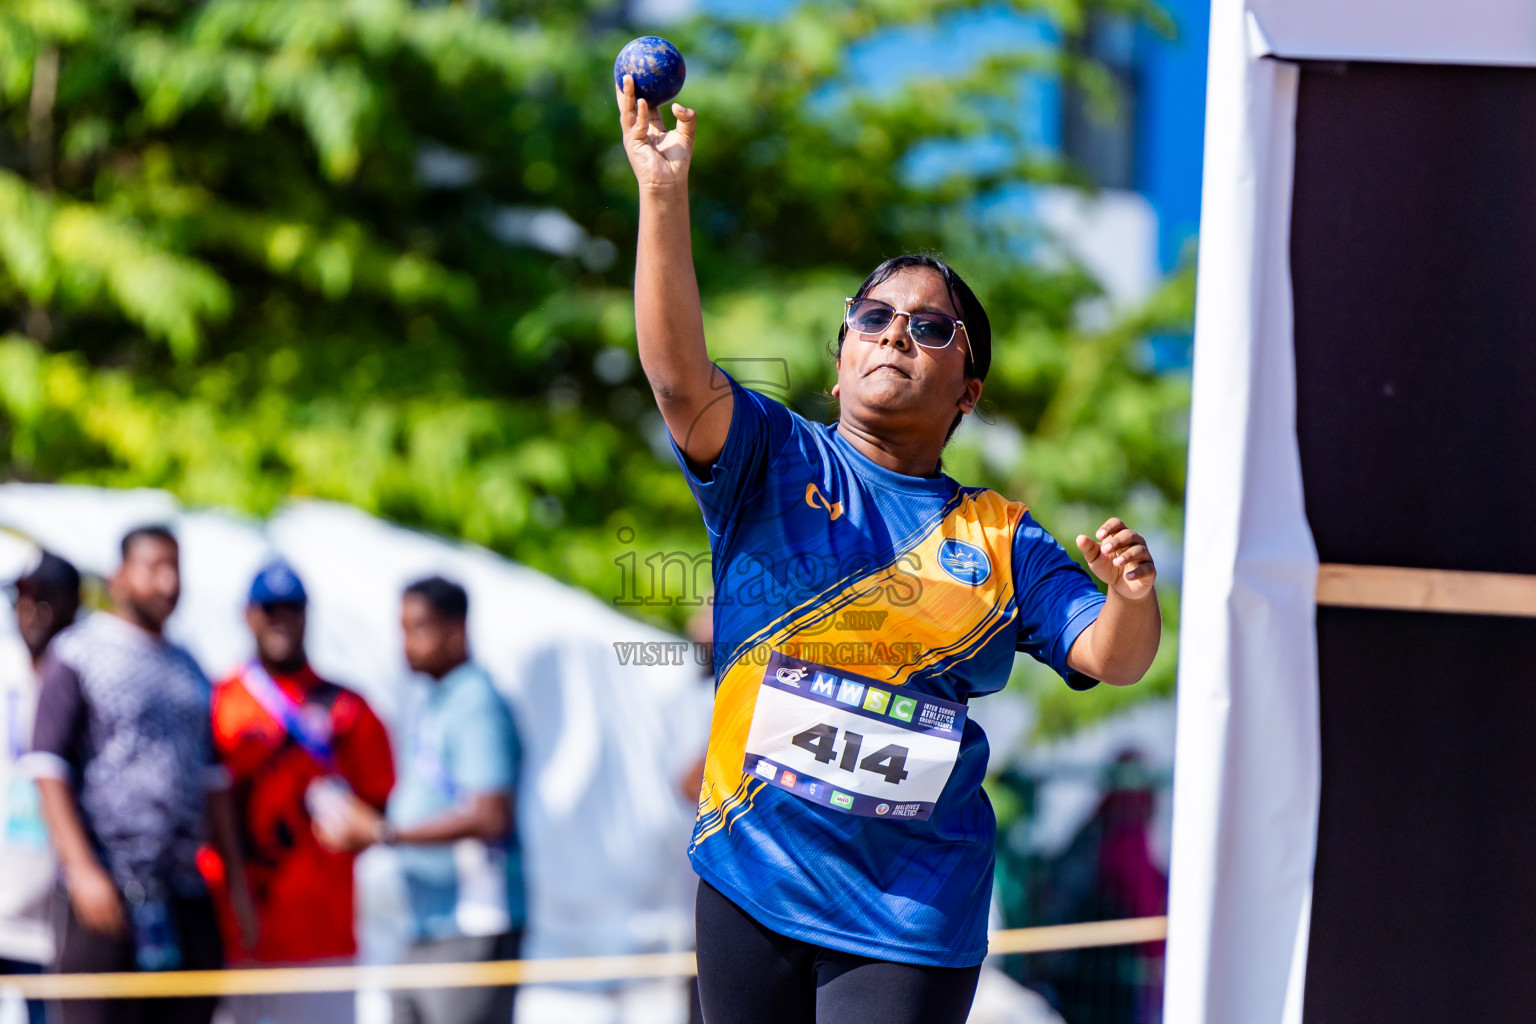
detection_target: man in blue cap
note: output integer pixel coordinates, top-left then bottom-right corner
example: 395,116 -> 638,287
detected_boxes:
202,559 -> 395,1024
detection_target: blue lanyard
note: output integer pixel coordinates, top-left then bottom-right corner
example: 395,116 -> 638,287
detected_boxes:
240,661 -> 336,773
412,712 -> 458,801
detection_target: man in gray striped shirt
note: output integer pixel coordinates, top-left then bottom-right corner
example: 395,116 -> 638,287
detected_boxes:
28,526 -> 256,1024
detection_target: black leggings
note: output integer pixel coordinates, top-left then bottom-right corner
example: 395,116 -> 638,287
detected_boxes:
694,879 -> 982,1024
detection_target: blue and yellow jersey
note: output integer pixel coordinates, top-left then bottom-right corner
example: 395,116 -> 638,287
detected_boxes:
671,371 -> 1106,967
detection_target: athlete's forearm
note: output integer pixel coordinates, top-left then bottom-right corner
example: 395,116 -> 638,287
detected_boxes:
390,793 -> 510,846
208,787 -> 259,947
636,185 -> 707,389
636,185 -> 731,463
1069,588 -> 1161,686
207,787 -> 249,886
35,777 -> 100,877
37,777 -> 127,938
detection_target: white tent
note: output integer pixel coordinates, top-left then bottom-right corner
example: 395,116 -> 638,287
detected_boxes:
1168,3 -> 1536,1022
0,484 -> 711,973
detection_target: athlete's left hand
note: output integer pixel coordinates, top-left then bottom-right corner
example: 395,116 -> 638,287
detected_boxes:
1077,518 -> 1157,601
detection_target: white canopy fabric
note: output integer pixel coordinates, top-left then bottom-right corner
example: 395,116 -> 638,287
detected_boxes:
0,484 -> 711,967
1164,19 -> 1316,1021
1248,0 -> 1536,66
1168,2 -> 1536,1022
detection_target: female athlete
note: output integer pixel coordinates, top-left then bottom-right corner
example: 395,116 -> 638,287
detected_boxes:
617,77 -> 1161,1024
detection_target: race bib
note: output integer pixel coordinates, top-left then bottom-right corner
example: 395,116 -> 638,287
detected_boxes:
742,650 -> 966,822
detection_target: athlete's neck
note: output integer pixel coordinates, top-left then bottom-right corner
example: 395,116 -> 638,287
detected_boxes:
427,654 -> 469,682
260,654 -> 308,678
111,605 -> 165,639
834,417 -> 944,478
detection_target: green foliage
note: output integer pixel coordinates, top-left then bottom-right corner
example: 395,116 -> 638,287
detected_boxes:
0,0 -> 1191,736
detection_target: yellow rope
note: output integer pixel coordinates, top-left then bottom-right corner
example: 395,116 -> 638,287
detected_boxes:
0,917 -> 1168,1000
986,916 -> 1167,955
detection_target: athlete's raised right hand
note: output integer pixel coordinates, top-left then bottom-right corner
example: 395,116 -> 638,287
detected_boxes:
617,73 -> 696,190
619,73 -> 728,467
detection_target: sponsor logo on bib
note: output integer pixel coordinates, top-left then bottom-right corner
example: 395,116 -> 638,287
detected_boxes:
775,665 -> 809,687
937,538 -> 991,586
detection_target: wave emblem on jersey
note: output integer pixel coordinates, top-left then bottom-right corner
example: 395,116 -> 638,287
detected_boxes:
937,538 -> 991,586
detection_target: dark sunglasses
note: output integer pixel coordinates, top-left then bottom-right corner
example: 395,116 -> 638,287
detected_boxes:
844,297 -> 964,350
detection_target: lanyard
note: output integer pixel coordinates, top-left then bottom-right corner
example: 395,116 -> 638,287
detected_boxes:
6,686 -> 24,760
412,713 -> 458,801
240,661 -> 336,773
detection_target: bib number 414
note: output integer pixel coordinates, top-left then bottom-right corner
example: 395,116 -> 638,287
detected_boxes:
791,724 -> 910,785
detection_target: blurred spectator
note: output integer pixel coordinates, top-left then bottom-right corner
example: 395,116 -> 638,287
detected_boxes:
201,560 -> 395,1024
1021,753 -> 1167,1024
320,576 -> 524,1024
1,552 -> 80,1024
27,526 -> 257,1024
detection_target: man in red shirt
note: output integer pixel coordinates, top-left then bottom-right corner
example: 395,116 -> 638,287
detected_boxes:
202,561 -> 394,1024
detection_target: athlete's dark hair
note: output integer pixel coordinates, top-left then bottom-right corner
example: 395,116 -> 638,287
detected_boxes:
834,254 -> 992,445
17,549 -> 80,598
403,576 -> 469,622
120,524 -> 177,562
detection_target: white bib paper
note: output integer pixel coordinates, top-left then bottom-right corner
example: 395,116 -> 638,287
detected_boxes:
741,650 -> 966,821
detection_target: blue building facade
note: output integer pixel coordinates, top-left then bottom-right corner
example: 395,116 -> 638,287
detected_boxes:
689,0 -> 1209,287
1131,0 -> 1210,273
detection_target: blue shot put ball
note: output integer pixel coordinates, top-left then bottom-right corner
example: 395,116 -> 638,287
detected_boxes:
614,36 -> 686,107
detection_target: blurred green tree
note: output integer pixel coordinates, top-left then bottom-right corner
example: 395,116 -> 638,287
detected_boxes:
0,0 -> 1190,735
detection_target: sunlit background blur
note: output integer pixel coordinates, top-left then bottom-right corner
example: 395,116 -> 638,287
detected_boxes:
0,0 -> 1209,1020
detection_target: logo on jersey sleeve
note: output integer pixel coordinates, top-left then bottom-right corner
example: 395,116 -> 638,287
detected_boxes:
936,538 -> 991,586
